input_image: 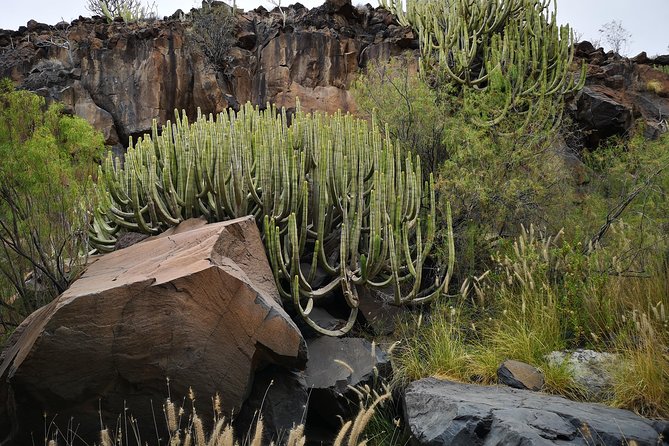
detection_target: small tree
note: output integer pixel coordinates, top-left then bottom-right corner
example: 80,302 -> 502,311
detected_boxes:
599,20 -> 632,55
0,80 -> 103,331
191,3 -> 237,70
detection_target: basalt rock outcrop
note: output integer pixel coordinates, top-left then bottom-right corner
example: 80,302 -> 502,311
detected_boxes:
570,42 -> 669,146
2,4 -> 668,152
0,216 -> 307,445
404,378 -> 669,446
0,0 -> 416,148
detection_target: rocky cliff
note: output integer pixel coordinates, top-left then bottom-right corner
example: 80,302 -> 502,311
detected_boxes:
1,0 -> 668,151
0,0 -> 415,150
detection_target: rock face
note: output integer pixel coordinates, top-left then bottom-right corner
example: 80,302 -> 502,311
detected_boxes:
404,378 -> 669,446
0,216 -> 307,445
0,4 -> 416,147
570,44 -> 669,146
575,86 -> 634,143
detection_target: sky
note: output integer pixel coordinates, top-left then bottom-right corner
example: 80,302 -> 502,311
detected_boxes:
0,0 -> 667,56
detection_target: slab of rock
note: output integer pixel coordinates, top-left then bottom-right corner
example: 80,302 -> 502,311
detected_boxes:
497,359 -> 544,391
546,349 -> 616,400
304,337 -> 391,430
0,217 -> 307,445
404,378 -> 669,446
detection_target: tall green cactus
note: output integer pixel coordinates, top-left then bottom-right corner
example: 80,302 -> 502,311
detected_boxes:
91,102 -> 454,336
381,0 -> 586,132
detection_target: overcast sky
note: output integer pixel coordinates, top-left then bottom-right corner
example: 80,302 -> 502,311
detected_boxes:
0,0 -> 667,56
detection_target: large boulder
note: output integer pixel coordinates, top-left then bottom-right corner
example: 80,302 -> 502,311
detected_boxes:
0,217 -> 307,445
404,378 -> 669,446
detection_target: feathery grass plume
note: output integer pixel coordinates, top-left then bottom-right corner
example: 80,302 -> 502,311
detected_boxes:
100,428 -> 113,446
213,393 -> 222,418
165,398 -> 178,433
219,425 -> 236,446
333,420 -> 353,446
334,359 -> 355,375
193,412 -> 206,446
347,393 -> 391,445
250,418 -> 264,446
285,424 -> 305,446
207,418 -> 226,446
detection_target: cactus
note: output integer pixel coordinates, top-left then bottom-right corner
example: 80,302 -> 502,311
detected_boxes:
91,102 -> 454,336
380,0 -> 586,132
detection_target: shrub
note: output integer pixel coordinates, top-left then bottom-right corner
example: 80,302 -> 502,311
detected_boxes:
352,56 -> 447,176
86,0 -> 157,22
645,79 -> 664,95
191,3 -> 238,71
0,82 -> 103,335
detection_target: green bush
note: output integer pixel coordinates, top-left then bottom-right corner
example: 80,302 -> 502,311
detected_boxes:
353,57 -> 571,280
352,56 -> 448,176
0,82 -> 103,335
191,3 -> 238,71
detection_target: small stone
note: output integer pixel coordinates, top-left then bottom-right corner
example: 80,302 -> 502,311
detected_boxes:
497,359 -> 544,391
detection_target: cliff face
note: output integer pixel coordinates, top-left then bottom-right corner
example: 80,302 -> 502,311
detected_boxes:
0,0 -> 415,149
1,1 -> 668,151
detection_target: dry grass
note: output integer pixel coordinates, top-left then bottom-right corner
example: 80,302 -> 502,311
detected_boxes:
392,225 -> 669,416
43,384 -> 391,446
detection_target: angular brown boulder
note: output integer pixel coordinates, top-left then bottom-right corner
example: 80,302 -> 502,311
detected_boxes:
497,359 -> 544,391
0,216 -> 307,445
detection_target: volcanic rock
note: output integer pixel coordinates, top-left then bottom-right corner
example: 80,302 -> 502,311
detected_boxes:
404,378 -> 669,446
0,216 -> 307,444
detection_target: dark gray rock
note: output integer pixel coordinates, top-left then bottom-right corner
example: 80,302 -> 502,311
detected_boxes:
654,55 -> 669,66
574,41 -> 596,57
497,360 -> 544,391
576,86 -> 633,145
304,337 -> 391,429
404,378 -> 668,446
235,365 -> 308,444
357,286 -> 408,336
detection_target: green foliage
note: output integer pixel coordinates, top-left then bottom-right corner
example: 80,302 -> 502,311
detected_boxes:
381,0 -> 585,132
652,64 -> 669,76
0,83 -> 103,333
353,57 -> 570,281
87,0 -> 156,23
352,56 -> 448,175
91,102 -> 455,336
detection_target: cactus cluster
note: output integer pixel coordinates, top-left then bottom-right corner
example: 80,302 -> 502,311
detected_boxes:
91,102 -> 454,336
380,0 -> 586,131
